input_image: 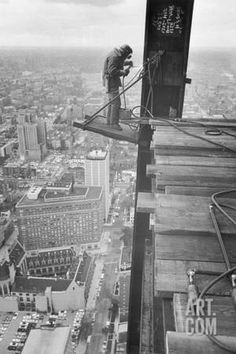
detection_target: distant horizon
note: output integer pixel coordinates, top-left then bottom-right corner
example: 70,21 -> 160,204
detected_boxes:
0,45 -> 236,51
0,0 -> 236,49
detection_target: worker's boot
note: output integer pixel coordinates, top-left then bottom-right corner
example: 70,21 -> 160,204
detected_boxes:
111,123 -> 122,131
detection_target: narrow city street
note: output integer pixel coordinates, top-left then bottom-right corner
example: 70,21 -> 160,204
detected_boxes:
86,258 -> 104,311
85,221 -> 124,354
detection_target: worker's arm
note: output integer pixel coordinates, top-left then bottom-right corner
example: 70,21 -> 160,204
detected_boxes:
124,60 -> 133,67
107,56 -> 128,77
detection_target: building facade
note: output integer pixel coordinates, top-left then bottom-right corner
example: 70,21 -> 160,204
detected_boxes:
3,162 -> 36,179
0,217 -> 27,312
85,149 -> 110,221
26,246 -> 77,278
11,275 -> 85,312
0,219 -> 27,297
0,140 -> 16,158
16,185 -> 103,250
11,251 -> 94,312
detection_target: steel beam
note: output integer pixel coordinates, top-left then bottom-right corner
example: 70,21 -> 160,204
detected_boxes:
127,0 -> 194,352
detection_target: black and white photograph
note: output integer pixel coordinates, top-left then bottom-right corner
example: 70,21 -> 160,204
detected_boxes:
0,0 -> 235,353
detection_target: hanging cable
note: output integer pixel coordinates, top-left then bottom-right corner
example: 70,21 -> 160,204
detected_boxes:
149,115 -> 236,154
123,50 -> 164,90
198,266 -> 236,353
209,204 -> 231,271
218,203 -> 236,212
205,129 -> 222,136
223,131 -> 236,138
82,73 -> 146,127
183,118 -> 236,140
197,188 -> 236,353
121,51 -> 165,131
211,190 -> 236,226
129,104 -> 236,151
122,76 -> 127,110
144,52 -> 164,115
145,61 -> 154,113
123,65 -> 144,89
82,51 -> 165,128
130,105 -> 154,119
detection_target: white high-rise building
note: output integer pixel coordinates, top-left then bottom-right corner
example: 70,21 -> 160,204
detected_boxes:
85,148 -> 110,221
17,110 -> 47,162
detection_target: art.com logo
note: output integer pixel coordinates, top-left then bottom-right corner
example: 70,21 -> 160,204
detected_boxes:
185,298 -> 217,335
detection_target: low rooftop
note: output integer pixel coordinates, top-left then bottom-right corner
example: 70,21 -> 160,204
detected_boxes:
16,185 -> 102,207
22,327 -> 70,354
12,276 -> 72,293
86,148 -> 108,160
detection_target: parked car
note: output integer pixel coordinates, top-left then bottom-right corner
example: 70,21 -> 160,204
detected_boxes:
13,312 -> 18,319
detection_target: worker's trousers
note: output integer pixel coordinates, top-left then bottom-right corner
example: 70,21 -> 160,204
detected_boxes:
107,90 -> 121,125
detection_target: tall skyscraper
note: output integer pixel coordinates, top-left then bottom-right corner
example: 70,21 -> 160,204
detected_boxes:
85,148 -> 110,221
17,110 -> 47,161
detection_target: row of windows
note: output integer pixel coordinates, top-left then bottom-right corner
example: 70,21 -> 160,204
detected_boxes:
22,220 -> 99,227
28,258 -> 70,267
24,234 -> 98,242
30,266 -> 68,274
25,237 -> 99,249
19,297 -> 33,302
20,202 -> 99,215
25,225 -> 98,231
30,265 -> 67,272
23,227 -> 100,236
23,233 -> 99,243
23,215 -> 100,223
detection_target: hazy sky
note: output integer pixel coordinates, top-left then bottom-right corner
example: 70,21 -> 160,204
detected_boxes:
0,0 -> 235,49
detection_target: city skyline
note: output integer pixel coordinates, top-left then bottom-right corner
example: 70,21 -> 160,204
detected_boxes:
0,1 -> 235,352
0,0 -> 235,49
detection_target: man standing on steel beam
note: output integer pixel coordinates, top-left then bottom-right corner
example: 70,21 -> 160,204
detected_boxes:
102,44 -> 133,131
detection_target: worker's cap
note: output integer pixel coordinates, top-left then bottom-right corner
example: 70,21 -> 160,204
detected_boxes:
120,44 -> 133,56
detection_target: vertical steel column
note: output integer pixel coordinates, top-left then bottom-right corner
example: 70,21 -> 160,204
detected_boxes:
127,124 -> 153,354
127,0 -> 194,353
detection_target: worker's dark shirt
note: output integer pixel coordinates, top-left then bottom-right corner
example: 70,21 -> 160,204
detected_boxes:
103,48 -> 127,93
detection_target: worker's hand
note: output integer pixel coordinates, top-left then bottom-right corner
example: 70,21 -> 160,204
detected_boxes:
158,50 -> 165,56
125,60 -> 133,67
124,68 -> 130,76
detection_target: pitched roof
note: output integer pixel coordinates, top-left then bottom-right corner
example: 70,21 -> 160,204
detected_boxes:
12,276 -> 72,293
9,240 -> 25,266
